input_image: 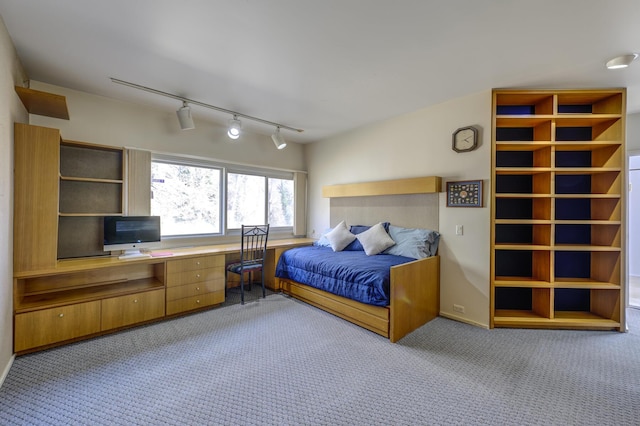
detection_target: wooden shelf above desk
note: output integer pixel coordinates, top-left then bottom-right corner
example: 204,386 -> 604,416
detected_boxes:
15,86 -> 70,119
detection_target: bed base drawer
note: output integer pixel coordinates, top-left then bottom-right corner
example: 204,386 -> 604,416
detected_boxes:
280,279 -> 389,338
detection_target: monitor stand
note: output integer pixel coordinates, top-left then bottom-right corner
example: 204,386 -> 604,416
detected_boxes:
118,249 -> 152,260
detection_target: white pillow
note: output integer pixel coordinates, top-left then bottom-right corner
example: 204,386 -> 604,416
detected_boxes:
356,222 -> 396,255
325,221 -> 356,252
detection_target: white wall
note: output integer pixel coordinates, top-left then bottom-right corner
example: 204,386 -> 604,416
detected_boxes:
305,91 -> 492,328
626,113 -> 640,278
0,15 -> 28,384
29,82 -> 306,172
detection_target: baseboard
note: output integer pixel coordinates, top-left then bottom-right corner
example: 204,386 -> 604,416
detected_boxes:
0,354 -> 15,389
439,312 -> 489,329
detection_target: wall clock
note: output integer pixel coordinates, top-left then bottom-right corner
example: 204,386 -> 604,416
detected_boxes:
452,126 -> 478,153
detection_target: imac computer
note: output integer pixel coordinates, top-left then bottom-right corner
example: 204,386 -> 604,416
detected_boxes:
103,216 -> 161,260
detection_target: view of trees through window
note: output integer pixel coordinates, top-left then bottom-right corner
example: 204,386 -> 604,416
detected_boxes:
151,162 -> 221,236
151,161 -> 294,236
227,173 -> 294,229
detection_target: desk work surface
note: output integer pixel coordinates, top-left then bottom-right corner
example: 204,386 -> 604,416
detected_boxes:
15,238 -> 315,278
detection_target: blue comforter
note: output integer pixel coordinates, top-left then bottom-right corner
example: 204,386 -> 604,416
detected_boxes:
275,246 -> 414,306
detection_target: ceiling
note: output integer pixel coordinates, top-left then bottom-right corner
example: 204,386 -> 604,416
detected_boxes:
1,0 -> 640,143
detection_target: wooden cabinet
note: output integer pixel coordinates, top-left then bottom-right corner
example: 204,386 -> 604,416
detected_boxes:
13,123 -> 60,272
491,89 -> 625,331
14,260 -> 166,352
166,255 -> 225,315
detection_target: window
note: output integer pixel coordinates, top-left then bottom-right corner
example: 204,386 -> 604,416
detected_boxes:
268,177 -> 294,227
151,161 -> 222,236
227,173 -> 294,229
151,155 -> 297,237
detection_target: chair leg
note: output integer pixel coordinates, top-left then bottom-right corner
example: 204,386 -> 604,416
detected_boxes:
261,271 -> 266,299
240,271 -> 245,305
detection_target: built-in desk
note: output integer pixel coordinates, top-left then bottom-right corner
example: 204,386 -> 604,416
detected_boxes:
13,238 -> 313,354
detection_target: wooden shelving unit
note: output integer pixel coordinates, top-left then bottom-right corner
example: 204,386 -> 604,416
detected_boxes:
58,140 -> 124,259
490,89 -> 626,331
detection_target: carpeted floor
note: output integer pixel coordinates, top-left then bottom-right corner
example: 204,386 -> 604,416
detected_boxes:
0,293 -> 638,426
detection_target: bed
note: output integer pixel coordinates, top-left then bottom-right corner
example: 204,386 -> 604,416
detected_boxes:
276,176 -> 441,343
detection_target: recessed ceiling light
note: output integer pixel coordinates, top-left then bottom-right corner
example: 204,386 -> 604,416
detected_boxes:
606,54 -> 638,69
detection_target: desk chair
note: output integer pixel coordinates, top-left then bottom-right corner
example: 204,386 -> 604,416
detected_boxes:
225,224 -> 270,305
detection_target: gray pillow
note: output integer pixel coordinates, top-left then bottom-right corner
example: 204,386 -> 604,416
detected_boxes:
384,225 -> 440,259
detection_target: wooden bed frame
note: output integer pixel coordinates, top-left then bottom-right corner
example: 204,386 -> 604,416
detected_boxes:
278,176 -> 442,343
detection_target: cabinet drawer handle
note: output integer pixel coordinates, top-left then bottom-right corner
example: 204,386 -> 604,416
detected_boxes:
133,299 -> 138,303
58,313 -> 64,318
196,274 -> 200,278
196,287 -> 200,291
196,261 -> 201,266
196,299 -> 200,304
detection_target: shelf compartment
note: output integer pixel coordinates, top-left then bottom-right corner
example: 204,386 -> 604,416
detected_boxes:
495,249 -> 551,282
57,217 -> 107,259
16,262 -> 166,313
60,142 -> 123,180
555,197 -> 620,221
554,171 -> 621,195
496,147 -> 551,168
495,119 -> 552,141
495,287 -> 551,318
495,197 -> 551,220
495,223 -> 551,246
495,93 -> 554,115
554,251 -> 620,285
495,172 -> 550,194
554,288 -> 620,324
556,92 -> 623,115
555,117 -> 621,141
555,223 -> 620,247
555,145 -> 621,168
59,180 -> 123,214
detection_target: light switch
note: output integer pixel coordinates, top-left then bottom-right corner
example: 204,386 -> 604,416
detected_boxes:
456,225 -> 463,236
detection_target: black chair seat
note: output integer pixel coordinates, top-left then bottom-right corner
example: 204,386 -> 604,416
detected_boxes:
226,261 -> 263,274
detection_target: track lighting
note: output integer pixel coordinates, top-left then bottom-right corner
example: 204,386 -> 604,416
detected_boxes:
227,116 -> 242,140
271,127 -> 287,150
110,78 -> 304,146
606,54 -> 638,69
176,101 -> 195,130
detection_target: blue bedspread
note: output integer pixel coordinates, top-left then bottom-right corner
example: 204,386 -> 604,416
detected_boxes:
275,246 -> 414,306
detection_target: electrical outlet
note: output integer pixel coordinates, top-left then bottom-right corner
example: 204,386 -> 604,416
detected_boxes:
455,225 -> 463,236
453,304 -> 465,314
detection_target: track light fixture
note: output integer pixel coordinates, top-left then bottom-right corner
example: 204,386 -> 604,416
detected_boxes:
176,101 -> 195,130
110,78 -> 303,146
271,127 -> 287,150
227,116 -> 242,140
606,53 -> 638,69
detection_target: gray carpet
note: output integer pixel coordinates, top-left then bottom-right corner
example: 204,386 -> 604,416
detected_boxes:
0,294 -> 638,426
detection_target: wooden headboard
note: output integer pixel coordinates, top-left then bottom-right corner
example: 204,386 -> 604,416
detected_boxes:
323,176 -> 442,231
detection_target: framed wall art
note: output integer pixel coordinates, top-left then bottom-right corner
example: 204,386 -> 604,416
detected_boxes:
446,179 -> 483,207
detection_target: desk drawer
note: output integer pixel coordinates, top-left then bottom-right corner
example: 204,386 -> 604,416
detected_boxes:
101,289 -> 165,330
166,280 -> 225,301
166,266 -> 224,287
166,291 -> 224,315
14,301 -> 101,352
166,255 -> 224,273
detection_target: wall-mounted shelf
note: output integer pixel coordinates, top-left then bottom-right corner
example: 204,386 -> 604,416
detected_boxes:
322,176 -> 441,198
15,86 -> 69,120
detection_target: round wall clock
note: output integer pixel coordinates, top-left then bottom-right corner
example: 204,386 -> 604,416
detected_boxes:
452,126 -> 478,153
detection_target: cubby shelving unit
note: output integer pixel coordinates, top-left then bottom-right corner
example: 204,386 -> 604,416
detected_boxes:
490,89 -> 626,331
